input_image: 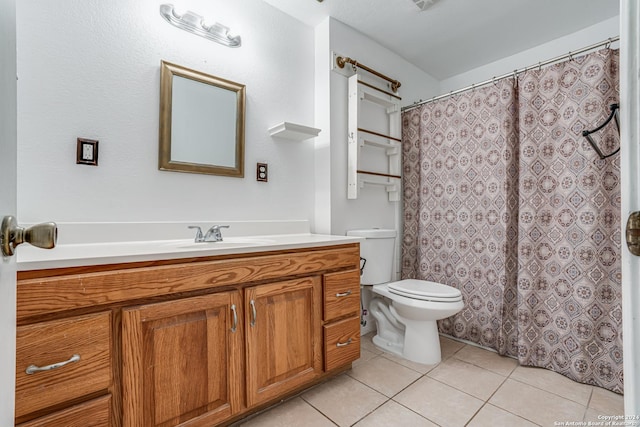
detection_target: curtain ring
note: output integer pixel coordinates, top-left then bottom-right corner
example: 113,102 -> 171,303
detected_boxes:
492,76 -> 497,86
537,62 -> 542,72
569,51 -> 573,61
606,38 -> 612,49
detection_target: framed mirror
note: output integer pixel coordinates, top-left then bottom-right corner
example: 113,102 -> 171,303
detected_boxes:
159,61 -> 245,177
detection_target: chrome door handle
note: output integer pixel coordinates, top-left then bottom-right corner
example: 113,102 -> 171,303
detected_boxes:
336,290 -> 352,297
230,304 -> 238,333
1,215 -> 57,257
25,354 -> 80,375
250,300 -> 257,327
336,339 -> 353,348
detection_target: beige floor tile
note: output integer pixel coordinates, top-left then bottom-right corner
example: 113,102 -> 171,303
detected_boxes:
394,376 -> 484,426
440,335 -> 465,360
584,407 -> 606,423
379,351 -> 437,375
490,378 -> 587,426
348,355 -> 422,397
353,400 -> 438,427
467,404 -> 538,427
427,358 -> 506,400
361,332 -> 383,355
238,397 -> 335,427
453,344 -> 518,376
509,365 -> 593,406
352,347 -> 379,368
589,386 -> 625,415
302,374 -> 387,427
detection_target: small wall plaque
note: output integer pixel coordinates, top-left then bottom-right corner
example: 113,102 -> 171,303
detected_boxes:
76,138 -> 99,166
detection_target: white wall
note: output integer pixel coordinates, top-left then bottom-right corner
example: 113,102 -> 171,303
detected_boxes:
440,17 -> 620,93
313,19 -> 332,235
16,0 -> 315,224
322,18 -> 439,237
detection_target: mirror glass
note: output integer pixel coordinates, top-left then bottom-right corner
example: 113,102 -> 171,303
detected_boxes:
159,61 -> 245,177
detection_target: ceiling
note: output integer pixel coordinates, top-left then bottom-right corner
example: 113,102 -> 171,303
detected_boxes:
263,0 -> 619,80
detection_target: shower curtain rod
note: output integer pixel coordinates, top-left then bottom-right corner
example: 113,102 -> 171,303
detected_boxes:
402,36 -> 620,112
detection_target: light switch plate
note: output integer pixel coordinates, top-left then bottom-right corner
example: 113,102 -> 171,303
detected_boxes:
76,138 -> 99,166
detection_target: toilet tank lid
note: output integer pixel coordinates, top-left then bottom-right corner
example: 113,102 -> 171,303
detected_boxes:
346,229 -> 396,238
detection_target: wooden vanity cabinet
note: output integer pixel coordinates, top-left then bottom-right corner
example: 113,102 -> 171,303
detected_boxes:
16,243 -> 360,427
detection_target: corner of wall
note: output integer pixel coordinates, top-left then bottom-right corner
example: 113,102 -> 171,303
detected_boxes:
313,18 -> 332,235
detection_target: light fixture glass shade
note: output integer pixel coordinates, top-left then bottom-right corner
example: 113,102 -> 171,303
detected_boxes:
159,4 -> 241,47
412,0 -> 438,11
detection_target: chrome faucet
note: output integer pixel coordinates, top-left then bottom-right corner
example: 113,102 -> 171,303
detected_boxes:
188,225 -> 230,242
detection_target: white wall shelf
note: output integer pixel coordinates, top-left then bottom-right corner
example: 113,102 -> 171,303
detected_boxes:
268,122 -> 321,141
347,75 -> 402,201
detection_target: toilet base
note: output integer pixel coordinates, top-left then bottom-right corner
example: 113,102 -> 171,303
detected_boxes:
402,319 -> 442,365
372,334 -> 403,358
372,318 -> 443,365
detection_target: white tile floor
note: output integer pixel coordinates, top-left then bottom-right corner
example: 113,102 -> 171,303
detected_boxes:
236,334 -> 625,427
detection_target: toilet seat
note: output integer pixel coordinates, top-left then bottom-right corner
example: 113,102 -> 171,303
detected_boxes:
387,279 -> 462,303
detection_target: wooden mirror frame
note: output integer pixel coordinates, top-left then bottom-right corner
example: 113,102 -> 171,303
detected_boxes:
159,61 -> 245,177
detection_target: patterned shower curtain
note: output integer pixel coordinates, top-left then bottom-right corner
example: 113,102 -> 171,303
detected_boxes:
402,79 -> 520,357
401,48 -> 622,392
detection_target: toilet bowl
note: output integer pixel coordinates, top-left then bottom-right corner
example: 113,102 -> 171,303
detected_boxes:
371,279 -> 463,364
346,229 -> 464,365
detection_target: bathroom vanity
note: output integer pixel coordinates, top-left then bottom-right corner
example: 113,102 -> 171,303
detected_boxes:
14,229 -> 361,426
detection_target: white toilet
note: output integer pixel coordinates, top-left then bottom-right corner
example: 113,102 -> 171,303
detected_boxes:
347,229 -> 464,365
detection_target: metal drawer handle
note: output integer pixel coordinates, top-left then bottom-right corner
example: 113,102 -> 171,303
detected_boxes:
336,290 -> 352,298
336,338 -> 353,348
250,300 -> 257,327
230,304 -> 238,333
25,354 -> 80,375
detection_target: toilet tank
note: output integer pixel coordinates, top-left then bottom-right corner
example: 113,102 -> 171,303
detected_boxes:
346,229 -> 396,285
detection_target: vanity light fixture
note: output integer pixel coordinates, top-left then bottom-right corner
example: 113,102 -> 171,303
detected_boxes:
412,0 -> 439,11
159,4 -> 241,47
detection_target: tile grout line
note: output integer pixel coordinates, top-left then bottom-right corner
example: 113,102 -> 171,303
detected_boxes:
506,375 -> 592,407
583,387 -> 595,421
300,371 -> 394,427
357,338 -> 472,425
349,350 -> 449,425
461,367 -> 535,427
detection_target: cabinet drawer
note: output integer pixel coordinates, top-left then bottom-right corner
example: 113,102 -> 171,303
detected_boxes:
17,395 -> 111,427
324,316 -> 360,371
16,312 -> 112,419
323,270 -> 360,321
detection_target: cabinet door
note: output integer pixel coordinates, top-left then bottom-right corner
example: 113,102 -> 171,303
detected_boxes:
122,292 -> 243,427
245,277 -> 322,407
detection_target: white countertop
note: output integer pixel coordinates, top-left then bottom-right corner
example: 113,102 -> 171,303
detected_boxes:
17,233 -> 362,271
